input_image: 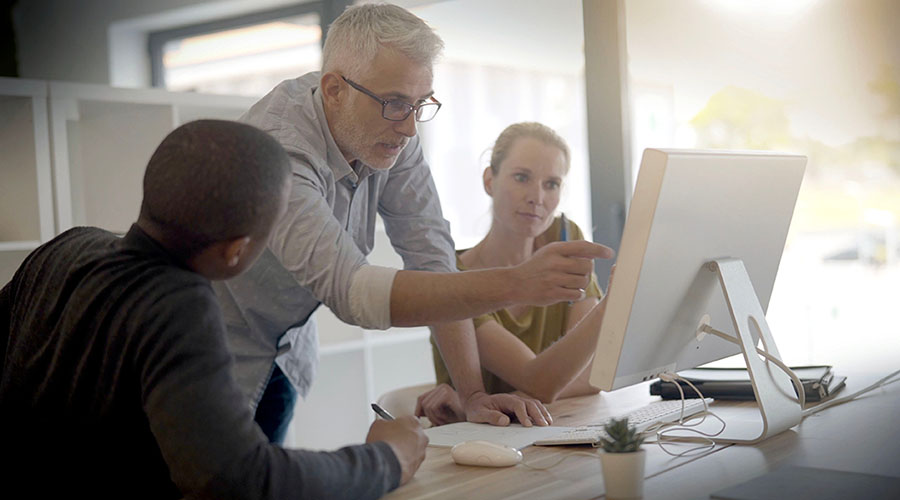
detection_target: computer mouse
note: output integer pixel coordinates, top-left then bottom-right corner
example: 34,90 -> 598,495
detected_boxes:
450,440 -> 523,467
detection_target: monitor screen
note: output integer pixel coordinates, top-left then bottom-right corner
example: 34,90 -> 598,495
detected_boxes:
589,149 -> 806,392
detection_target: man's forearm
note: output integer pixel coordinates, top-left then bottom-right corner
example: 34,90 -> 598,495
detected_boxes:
389,240 -> 608,327
390,268 -> 516,327
430,320 -> 486,399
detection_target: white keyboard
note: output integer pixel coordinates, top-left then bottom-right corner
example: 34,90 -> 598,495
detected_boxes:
533,398 -> 713,446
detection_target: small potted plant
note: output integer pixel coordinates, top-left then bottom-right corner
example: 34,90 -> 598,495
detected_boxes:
598,417 -> 646,499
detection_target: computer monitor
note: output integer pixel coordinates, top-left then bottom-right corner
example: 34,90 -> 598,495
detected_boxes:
589,148 -> 807,443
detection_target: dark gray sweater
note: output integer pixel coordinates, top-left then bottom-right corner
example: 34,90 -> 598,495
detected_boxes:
0,225 -> 400,499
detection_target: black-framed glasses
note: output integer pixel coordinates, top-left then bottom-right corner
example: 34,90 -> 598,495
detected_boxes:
342,76 -> 442,122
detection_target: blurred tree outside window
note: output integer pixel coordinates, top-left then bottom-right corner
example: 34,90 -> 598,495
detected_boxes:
626,0 -> 900,371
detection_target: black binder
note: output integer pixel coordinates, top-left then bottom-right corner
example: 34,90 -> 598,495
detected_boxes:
650,365 -> 846,403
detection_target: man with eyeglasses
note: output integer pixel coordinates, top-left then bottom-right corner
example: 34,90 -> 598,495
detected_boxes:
215,3 -> 614,449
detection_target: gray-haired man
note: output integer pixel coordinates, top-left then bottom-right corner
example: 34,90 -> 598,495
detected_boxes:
216,3 -> 613,444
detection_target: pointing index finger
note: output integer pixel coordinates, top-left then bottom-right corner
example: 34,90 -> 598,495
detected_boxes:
556,240 -> 616,260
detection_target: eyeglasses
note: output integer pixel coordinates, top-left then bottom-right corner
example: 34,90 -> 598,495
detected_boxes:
342,76 -> 442,122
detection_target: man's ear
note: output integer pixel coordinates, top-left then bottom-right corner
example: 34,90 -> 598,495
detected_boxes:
483,166 -> 494,196
222,236 -> 251,268
320,72 -> 345,107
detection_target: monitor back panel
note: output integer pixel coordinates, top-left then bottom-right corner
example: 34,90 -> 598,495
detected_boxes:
590,149 -> 806,391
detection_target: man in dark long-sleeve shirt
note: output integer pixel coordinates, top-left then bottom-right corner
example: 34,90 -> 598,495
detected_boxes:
0,120 -> 426,499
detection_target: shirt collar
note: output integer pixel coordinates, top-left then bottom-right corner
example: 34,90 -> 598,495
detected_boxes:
121,224 -> 191,271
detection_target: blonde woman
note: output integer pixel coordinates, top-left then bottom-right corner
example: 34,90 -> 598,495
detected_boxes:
417,122 -> 613,425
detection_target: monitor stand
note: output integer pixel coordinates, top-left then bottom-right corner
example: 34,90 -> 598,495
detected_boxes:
698,258 -> 801,444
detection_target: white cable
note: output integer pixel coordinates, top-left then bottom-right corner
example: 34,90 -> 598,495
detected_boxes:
701,325 -> 807,409
656,373 -> 713,424
700,325 -> 900,419
649,372 -> 726,458
520,332 -> 900,470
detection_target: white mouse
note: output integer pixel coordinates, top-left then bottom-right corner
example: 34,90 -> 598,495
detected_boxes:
450,440 -> 523,467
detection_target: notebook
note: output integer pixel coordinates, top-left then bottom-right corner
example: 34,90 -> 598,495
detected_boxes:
650,365 -> 846,403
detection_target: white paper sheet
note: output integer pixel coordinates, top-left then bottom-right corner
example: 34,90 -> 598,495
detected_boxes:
424,422 -> 575,450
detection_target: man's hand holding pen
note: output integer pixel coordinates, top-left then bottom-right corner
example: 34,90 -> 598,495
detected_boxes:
366,414 -> 428,486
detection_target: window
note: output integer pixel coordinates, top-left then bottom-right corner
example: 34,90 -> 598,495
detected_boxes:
410,0 -> 591,249
625,0 -> 900,370
149,5 -> 324,97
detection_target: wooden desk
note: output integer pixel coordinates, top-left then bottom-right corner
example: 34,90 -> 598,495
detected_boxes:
385,372 -> 900,499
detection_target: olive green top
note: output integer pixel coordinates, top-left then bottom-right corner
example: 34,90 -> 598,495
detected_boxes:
431,216 -> 603,395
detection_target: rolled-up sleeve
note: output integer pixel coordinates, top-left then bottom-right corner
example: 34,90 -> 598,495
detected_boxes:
268,148 -> 397,330
348,264 -> 397,330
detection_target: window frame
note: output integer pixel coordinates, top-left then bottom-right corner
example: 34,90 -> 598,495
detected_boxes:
148,1 -> 357,89
583,0 -> 631,288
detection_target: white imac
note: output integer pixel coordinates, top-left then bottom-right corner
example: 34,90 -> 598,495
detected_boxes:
589,148 -> 807,444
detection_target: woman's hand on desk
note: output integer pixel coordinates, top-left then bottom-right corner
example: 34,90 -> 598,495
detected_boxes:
415,383 -> 466,426
464,391 -> 553,427
415,384 -> 553,427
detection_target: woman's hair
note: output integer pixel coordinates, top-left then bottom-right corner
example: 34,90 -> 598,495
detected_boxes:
322,3 -> 444,78
488,122 -> 570,174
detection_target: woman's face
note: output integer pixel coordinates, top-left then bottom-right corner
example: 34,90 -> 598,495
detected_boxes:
486,136 -> 567,238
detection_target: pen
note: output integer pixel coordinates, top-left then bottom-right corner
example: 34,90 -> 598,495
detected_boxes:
559,212 -> 568,243
371,402 -> 395,420
560,213 -> 573,305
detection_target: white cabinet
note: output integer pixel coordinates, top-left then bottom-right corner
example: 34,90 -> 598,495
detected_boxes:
0,78 -> 256,279
0,78 -> 53,285
47,82 -> 257,233
0,79 -> 53,248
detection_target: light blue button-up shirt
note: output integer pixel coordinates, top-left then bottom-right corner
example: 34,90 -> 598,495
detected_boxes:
213,72 -> 456,406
